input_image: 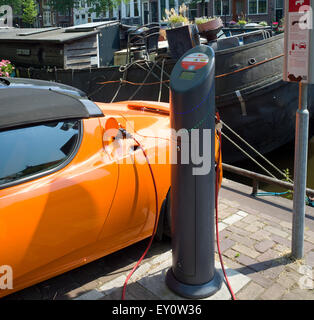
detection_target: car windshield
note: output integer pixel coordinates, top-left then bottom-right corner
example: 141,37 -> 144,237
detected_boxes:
0,120 -> 80,186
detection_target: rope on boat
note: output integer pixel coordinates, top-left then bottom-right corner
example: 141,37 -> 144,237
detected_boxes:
220,119 -> 294,183
221,131 -> 277,179
215,54 -> 284,79
98,79 -> 170,86
158,59 -> 165,102
96,53 -> 284,92
128,60 -> 159,100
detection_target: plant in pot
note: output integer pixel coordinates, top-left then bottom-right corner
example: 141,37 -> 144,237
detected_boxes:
165,5 -> 200,60
0,60 -> 15,77
228,20 -> 237,28
164,5 -> 189,29
277,18 -> 284,33
195,16 -> 223,42
237,19 -> 247,28
272,21 -> 279,32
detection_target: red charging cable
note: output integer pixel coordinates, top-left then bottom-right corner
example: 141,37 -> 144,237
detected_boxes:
121,121 -> 236,300
121,135 -> 159,300
215,113 -> 236,300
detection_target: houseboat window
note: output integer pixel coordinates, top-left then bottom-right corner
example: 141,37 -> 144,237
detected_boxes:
214,0 -> 230,16
248,0 -> 267,14
160,0 -> 166,20
134,0 -> 140,16
189,1 -> 197,20
126,2 -> 131,17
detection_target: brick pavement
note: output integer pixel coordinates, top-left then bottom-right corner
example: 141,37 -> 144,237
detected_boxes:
3,178 -> 314,300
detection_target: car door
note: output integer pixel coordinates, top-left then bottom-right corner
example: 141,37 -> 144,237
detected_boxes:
0,118 -> 118,286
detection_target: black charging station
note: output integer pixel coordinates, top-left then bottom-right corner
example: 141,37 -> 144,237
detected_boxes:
165,45 -> 222,299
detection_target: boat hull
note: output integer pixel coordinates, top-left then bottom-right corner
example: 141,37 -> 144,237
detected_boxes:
15,33 -> 314,163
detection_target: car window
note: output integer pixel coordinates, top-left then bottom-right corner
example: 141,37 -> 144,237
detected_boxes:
0,120 -> 81,187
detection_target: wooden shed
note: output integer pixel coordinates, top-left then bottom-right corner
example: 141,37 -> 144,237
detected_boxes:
0,21 -> 121,69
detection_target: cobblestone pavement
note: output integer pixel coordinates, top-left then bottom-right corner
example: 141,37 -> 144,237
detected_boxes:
3,179 -> 314,300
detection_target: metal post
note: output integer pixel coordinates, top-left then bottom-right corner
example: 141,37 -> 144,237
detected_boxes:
292,82 -> 309,259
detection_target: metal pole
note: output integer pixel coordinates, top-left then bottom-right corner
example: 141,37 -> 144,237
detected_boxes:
292,82 -> 309,259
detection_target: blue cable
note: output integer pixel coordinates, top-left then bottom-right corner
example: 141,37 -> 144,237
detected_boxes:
255,191 -> 291,197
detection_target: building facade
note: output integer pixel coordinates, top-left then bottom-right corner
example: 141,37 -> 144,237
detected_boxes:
16,0 -> 283,28
198,0 -> 284,24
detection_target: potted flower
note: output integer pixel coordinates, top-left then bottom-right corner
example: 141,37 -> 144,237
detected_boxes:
228,20 -> 237,28
277,18 -> 284,33
0,59 -> 15,77
165,5 -> 201,59
272,21 -> 279,31
164,5 -> 189,28
237,19 -> 247,28
195,16 -> 223,41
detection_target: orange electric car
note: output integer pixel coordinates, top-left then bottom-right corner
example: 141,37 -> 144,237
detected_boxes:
0,77 -> 222,298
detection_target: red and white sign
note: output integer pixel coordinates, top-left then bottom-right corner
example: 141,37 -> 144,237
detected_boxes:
181,53 -> 209,71
284,0 -> 311,83
289,0 -> 310,12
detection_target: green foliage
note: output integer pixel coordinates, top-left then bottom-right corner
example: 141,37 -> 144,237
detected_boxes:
259,21 -> 268,26
164,5 -> 189,25
48,0 -> 127,17
21,0 -> 38,25
0,59 -> 14,77
0,0 -> 23,14
282,168 -> 291,182
88,0 -> 125,16
237,19 -> 247,26
195,16 -> 216,25
48,0 -> 79,16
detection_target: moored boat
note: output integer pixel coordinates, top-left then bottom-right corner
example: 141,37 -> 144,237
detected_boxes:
1,26 -> 313,163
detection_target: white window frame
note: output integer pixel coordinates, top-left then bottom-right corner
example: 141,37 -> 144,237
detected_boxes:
275,0 -> 283,10
213,0 -> 231,16
134,0 -> 140,17
248,0 -> 268,15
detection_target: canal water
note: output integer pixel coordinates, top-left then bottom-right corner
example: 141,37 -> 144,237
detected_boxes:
227,135 -> 314,194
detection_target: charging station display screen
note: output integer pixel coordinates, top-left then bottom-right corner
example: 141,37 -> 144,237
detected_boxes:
179,71 -> 195,80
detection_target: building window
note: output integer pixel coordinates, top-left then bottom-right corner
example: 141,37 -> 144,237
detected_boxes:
75,15 -> 80,20
126,2 -> 131,17
248,0 -> 267,14
81,14 -> 86,19
214,0 -> 230,16
52,12 -> 56,25
275,0 -> 283,21
134,0 -> 139,16
43,11 -> 51,26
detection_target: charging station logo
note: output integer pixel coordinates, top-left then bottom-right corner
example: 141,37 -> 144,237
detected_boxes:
0,5 -> 13,28
181,53 -> 209,71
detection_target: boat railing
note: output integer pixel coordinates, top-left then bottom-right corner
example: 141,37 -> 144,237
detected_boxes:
214,29 -> 272,50
222,163 -> 314,198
